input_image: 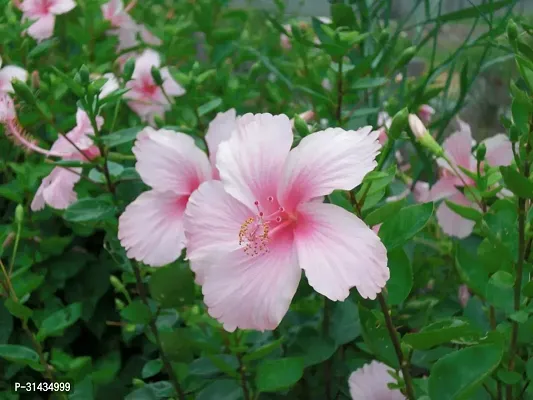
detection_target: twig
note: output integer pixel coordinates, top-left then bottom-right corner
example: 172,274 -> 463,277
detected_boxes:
377,293 -> 416,400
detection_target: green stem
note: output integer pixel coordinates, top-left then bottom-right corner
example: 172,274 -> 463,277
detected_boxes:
377,293 -> 416,400
8,219 -> 21,275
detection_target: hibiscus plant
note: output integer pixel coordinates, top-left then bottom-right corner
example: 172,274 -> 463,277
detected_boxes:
0,0 -> 532,399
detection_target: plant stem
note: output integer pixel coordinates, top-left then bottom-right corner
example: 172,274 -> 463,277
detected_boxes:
8,219 -> 21,275
132,263 -> 185,400
377,293 -> 416,400
236,353 -> 250,400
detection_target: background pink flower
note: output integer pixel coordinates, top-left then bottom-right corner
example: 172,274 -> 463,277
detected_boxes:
124,49 -> 185,124
21,0 -> 76,41
348,361 -> 405,400
184,113 -> 389,331
118,111 -> 236,266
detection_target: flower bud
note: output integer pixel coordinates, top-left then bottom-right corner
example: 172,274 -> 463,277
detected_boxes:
151,66 -> 164,86
110,275 -> 125,292
409,114 -> 443,157
393,46 -> 417,71
11,79 -> 36,105
378,30 -> 389,46
476,143 -> 486,162
15,204 -> 24,224
0,94 -> 16,123
123,58 -> 135,81
292,114 -> 310,137
79,65 -> 90,86
388,107 -> 409,140
31,71 -> 40,90
507,19 -> 518,43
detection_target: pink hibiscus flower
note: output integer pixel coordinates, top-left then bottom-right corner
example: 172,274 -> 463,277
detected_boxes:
183,113 -> 388,331
348,361 -> 405,400
118,109 -> 237,266
428,121 -> 513,238
20,0 -> 76,41
31,109 -> 102,211
124,49 -> 185,125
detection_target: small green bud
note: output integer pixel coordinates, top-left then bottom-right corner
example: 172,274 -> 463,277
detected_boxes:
153,115 -> 165,128
507,19 -> 518,43
409,114 -> 443,157
115,298 -> 125,310
132,378 -> 144,388
150,66 -> 164,86
123,58 -> 135,81
15,204 -> 24,224
476,143 -> 487,162
79,65 -> 90,86
110,275 -> 125,292
11,79 -> 36,105
378,30 -> 389,46
393,46 -> 417,71
387,107 -> 409,140
293,114 -> 310,137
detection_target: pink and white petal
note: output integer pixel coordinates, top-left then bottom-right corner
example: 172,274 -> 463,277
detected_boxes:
413,181 -> 430,203
20,0 -> 44,17
118,190 -> 188,266
132,49 -> 161,80
139,25 -> 162,46
436,191 -> 477,239
428,176 -> 461,202
99,73 -> 120,98
160,67 -> 185,97
216,113 -> 293,209
483,134 -> 514,167
27,15 -> 56,41
295,202 -> 389,301
442,125 -> 476,172
279,127 -> 380,211
49,0 -> 76,14
201,227 -> 300,331
184,182 -> 253,284
36,167 -> 81,210
0,66 -> 29,93
349,361 -> 404,400
205,109 -> 237,177
133,127 -> 212,194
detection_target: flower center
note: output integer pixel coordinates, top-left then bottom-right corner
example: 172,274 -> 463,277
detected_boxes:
238,196 -> 287,257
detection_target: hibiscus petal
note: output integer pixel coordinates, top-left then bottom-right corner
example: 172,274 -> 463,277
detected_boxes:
436,191 -> 477,239
349,361 -> 405,400
132,49 -> 161,80
204,109 -> 237,177
441,124 -> 476,172
49,0 -> 76,14
295,202 -> 389,301
279,127 -> 380,211
133,127 -> 211,194
428,176 -> 461,202
184,181 -> 253,283
27,15 -> 56,41
483,134 -> 514,167
160,67 -> 185,97
118,190 -> 188,266
0,66 -> 29,93
31,167 -> 81,210
216,113 -> 292,209
201,227 -> 300,331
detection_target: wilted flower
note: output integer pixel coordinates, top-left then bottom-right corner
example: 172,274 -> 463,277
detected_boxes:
118,109 -> 237,266
348,361 -> 405,400
124,49 -> 185,124
20,0 -> 76,41
458,284 -> 470,307
184,113 -> 388,331
427,120 -> 513,238
31,110 -> 103,211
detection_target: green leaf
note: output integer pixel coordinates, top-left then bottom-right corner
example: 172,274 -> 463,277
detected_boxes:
142,359 -> 163,379
160,329 -> 195,362
196,380 -> 242,400
497,369 -> 521,385
527,357 -> 533,380
512,96 -> 531,135
359,307 -> 398,368
4,298 -> 32,322
378,203 -> 434,250
444,200 -> 483,221
0,345 -> 43,371
37,302 -> 82,341
100,127 -> 143,148
522,281 -> 533,297
0,302 -> 13,344
197,98 -> 223,117
149,263 -> 195,308
365,199 -> 406,227
428,342 -> 504,400
329,299 -> 361,346
403,319 -> 480,350
351,77 -> 388,90
386,248 -> 413,305
331,3 -> 356,29
486,271 -> 514,314
206,355 -> 240,379
328,190 -> 353,212
120,300 -> 152,325
436,0 -> 513,23
243,338 -> 284,362
500,166 -> 533,198
63,198 -> 116,222
290,330 -> 336,367
28,38 -> 59,58
256,357 -> 305,392
456,243 -> 489,297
